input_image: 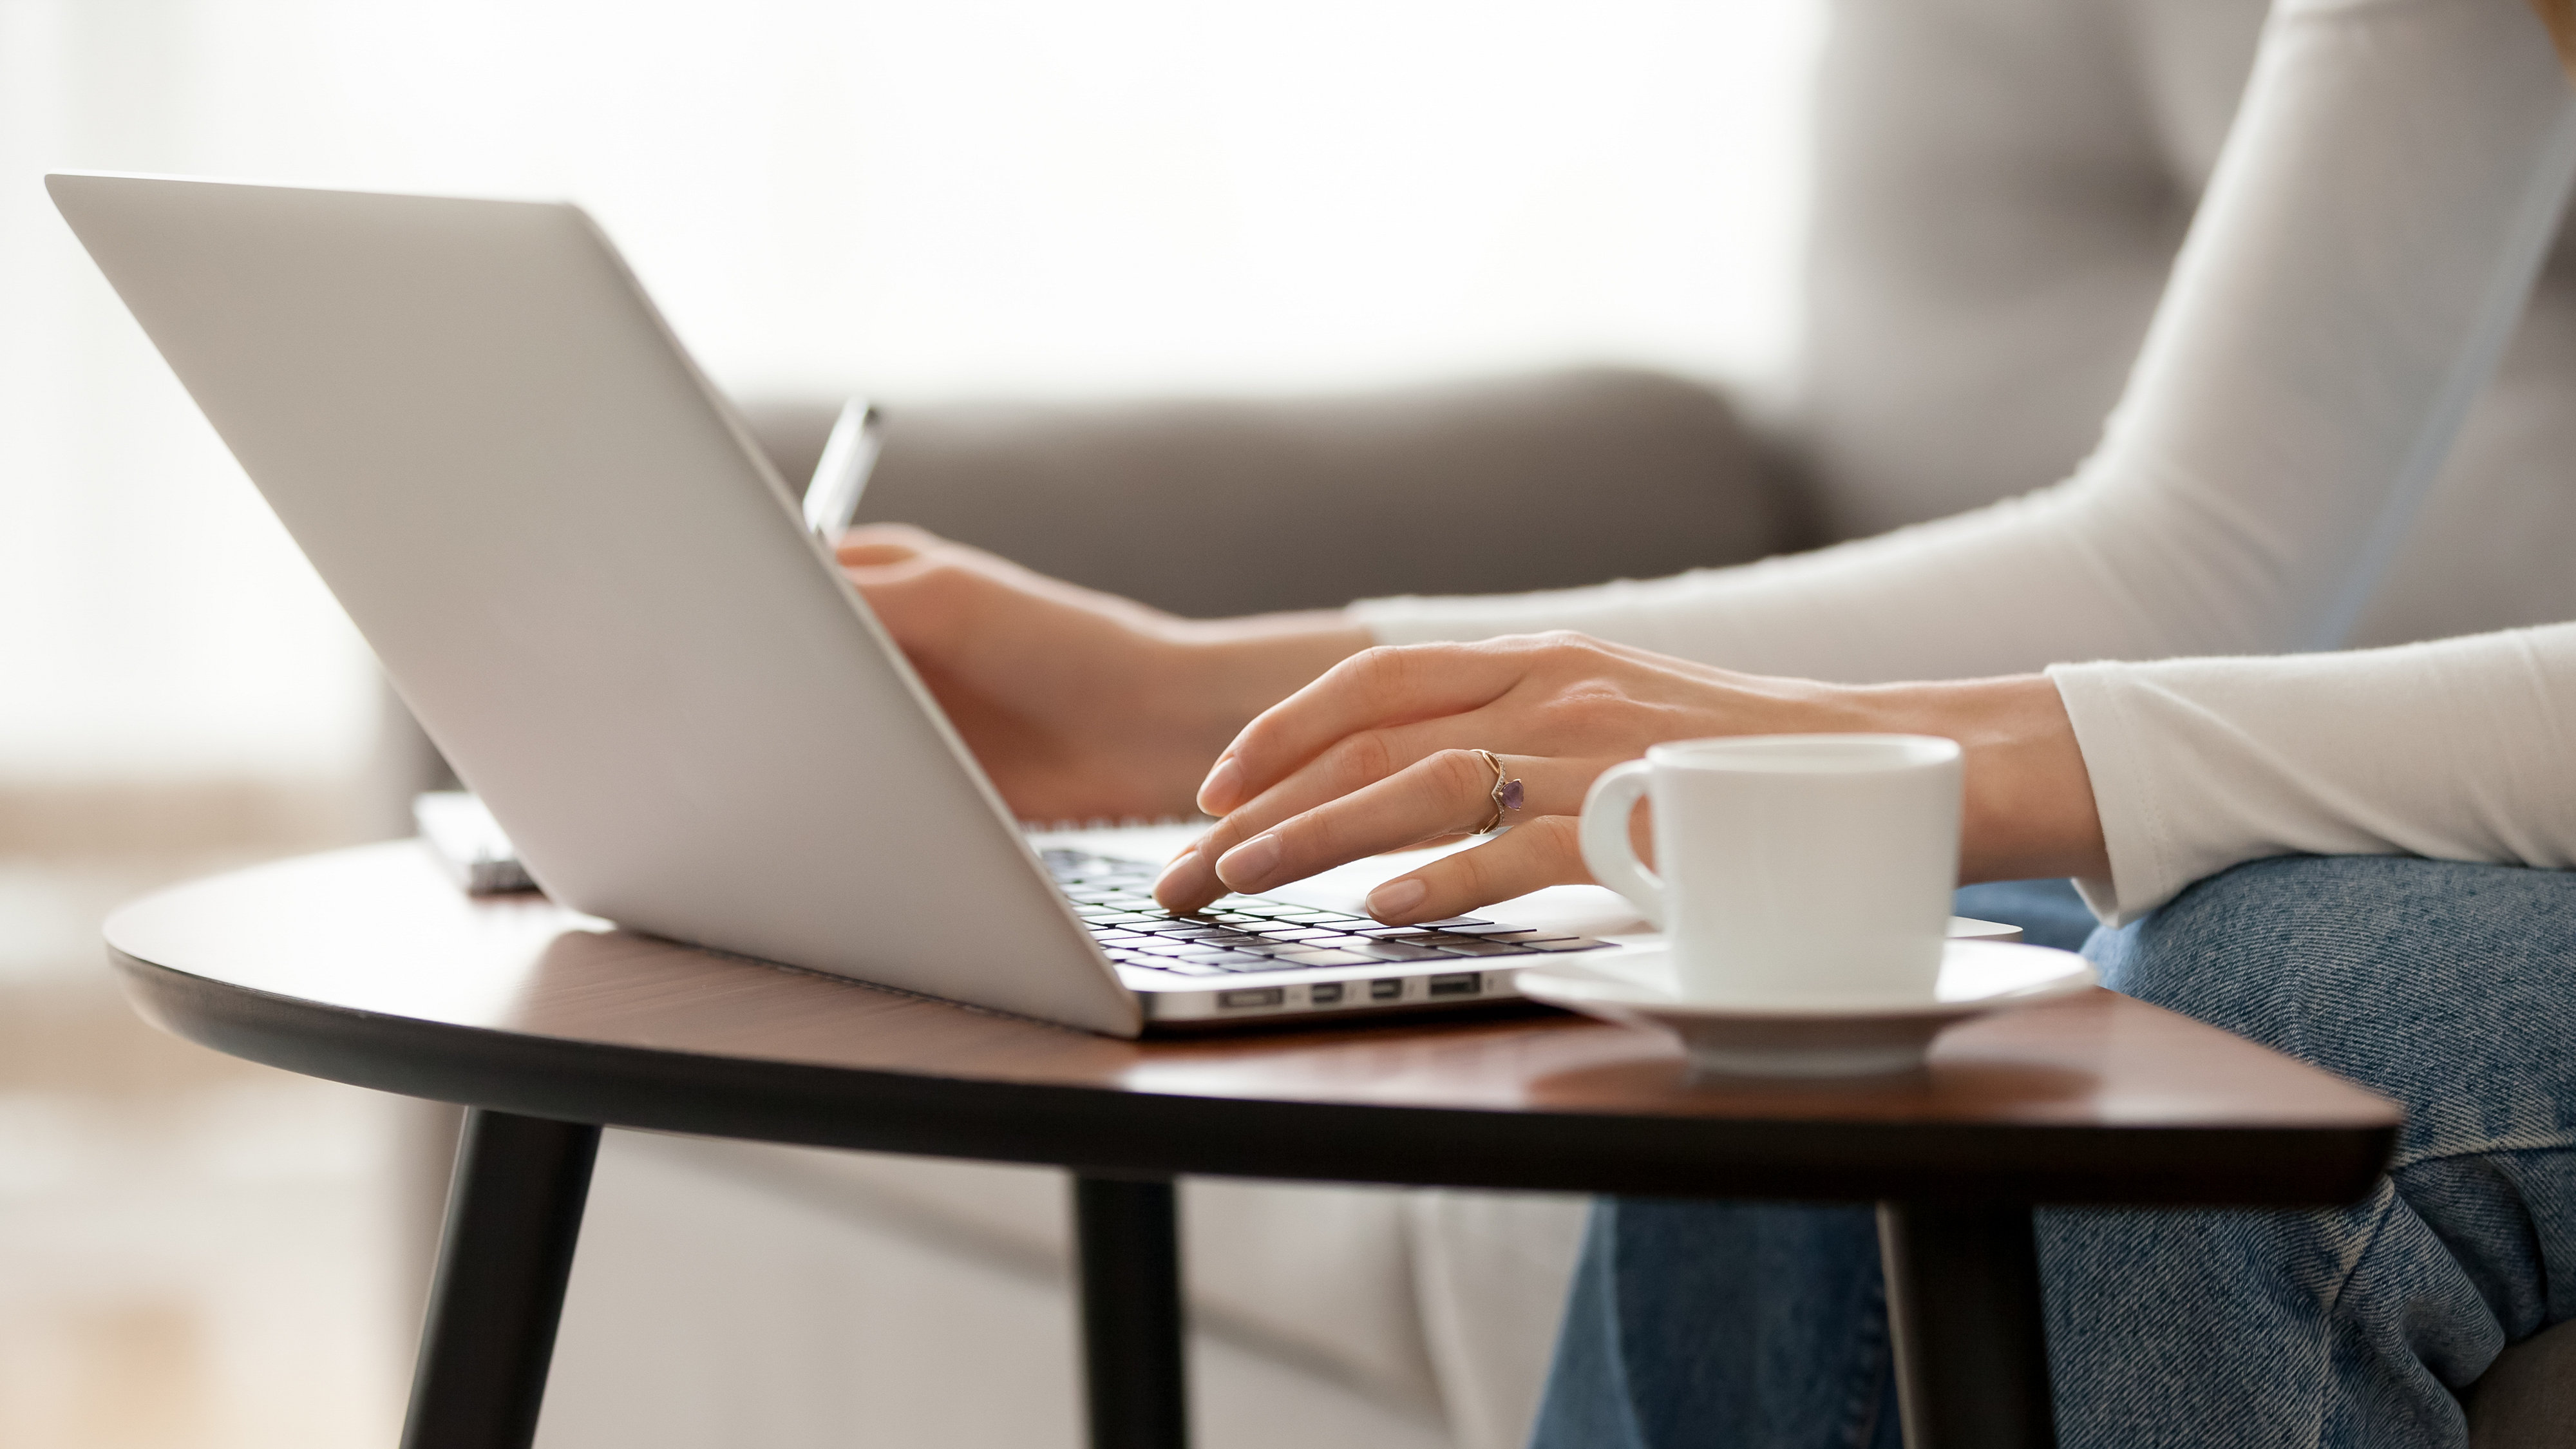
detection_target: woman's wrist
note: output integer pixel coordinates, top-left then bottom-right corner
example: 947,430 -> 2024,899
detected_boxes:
1862,674 -> 2110,884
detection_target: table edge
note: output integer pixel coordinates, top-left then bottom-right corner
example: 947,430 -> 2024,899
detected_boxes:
109,947 -> 2398,1208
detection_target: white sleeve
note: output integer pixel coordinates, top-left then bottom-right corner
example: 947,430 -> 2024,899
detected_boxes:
2049,622 -> 2576,924
1351,0 -> 2576,685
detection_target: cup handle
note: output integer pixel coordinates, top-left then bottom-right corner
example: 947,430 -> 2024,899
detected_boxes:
1580,760 -> 1665,929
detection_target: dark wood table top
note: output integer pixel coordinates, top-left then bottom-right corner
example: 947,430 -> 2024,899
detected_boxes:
106,842 -> 2400,1206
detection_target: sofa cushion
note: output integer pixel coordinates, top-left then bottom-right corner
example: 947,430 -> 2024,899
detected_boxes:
1405,1189 -> 1590,1449
547,1130 -> 1454,1449
620,1132 -> 1448,1419
735,367 -> 1800,621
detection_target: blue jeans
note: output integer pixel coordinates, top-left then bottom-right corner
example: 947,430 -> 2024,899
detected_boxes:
1531,858 -> 2576,1449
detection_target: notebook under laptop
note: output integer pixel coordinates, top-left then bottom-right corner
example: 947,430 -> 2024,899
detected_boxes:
49,172 -> 1619,1036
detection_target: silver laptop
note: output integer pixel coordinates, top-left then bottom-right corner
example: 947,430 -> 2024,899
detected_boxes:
48,173 -> 1615,1036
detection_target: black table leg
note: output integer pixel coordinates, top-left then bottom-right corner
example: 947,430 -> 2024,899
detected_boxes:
400,1110 -> 601,1449
1072,1173 -> 1189,1449
1877,1201 -> 2056,1449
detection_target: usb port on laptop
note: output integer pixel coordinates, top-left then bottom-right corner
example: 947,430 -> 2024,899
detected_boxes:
1218,988 -> 1283,1009
1427,973 -> 1480,998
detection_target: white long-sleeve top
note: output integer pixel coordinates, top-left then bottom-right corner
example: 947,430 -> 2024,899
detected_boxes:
1352,0 -> 2576,922
2053,629 -> 2576,921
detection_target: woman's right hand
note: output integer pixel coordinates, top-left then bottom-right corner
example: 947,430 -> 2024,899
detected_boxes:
1149,632 -> 2110,920
837,525 -> 1372,823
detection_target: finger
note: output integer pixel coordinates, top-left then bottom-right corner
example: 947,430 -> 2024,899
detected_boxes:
1197,641 -> 1535,815
842,554 -> 974,654
1158,719 -> 1452,909
837,540 -> 923,567
1155,745 -> 1566,912
1360,815 -> 1589,924
1164,699 -> 1599,912
1213,749 -> 1550,895
834,522 -> 940,563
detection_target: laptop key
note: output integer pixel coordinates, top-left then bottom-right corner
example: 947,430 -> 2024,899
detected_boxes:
1347,940 -> 1446,961
1519,937 -> 1612,952
1428,939 -> 1539,956
1274,949 -> 1374,967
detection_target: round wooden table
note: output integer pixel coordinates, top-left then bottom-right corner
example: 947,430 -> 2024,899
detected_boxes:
106,842 -> 2400,1449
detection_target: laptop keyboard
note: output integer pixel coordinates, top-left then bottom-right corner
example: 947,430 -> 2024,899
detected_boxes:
1040,848 -> 1612,978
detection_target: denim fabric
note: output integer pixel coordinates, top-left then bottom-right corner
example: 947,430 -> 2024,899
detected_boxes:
1530,857 -> 2576,1449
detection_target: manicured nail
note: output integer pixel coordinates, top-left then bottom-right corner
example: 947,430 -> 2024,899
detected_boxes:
1367,877 -> 1427,921
1215,833 -> 1282,891
1197,757 -> 1242,815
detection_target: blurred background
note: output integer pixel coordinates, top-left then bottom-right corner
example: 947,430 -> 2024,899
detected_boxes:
0,0 -> 1820,1443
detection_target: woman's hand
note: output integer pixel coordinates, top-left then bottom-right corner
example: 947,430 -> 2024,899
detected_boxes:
838,525 -> 1372,822
1150,632 -> 2109,920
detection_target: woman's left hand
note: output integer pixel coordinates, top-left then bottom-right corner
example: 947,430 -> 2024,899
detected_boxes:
1149,631 -> 2108,922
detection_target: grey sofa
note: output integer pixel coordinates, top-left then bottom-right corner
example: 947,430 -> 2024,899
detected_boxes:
741,366 -> 1808,620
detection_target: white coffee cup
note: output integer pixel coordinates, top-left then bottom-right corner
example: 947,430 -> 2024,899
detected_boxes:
1578,734 -> 1964,1007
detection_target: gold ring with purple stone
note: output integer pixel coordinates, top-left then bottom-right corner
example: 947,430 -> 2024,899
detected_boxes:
1471,749 -> 1523,834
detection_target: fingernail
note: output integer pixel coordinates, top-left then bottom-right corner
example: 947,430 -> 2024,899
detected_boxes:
1153,848 -> 1198,898
1197,757 -> 1242,815
1367,877 -> 1427,921
1215,833 -> 1282,891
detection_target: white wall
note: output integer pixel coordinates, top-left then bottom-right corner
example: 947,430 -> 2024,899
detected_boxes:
0,0 -> 1821,781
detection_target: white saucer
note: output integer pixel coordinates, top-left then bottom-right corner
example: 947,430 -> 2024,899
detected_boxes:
1515,940 -> 2098,1078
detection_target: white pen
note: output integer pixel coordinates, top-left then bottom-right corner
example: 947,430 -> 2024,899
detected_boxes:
802,396 -> 883,545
